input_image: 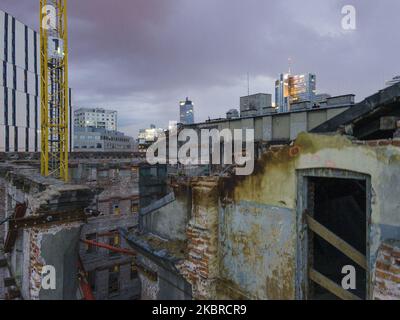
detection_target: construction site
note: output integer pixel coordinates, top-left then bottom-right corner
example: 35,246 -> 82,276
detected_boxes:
0,1 -> 399,301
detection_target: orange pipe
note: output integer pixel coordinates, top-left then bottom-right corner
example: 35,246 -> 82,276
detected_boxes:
81,239 -> 136,256
77,258 -> 95,300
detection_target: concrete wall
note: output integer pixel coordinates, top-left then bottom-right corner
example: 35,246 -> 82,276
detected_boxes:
144,187 -> 191,241
39,225 -> 82,300
189,106 -> 349,143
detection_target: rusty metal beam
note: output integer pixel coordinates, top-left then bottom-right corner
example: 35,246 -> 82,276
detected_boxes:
8,210 -> 86,231
81,239 -> 136,256
4,204 -> 27,253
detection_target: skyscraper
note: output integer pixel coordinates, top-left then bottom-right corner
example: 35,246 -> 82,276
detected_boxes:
275,73 -> 316,112
179,97 -> 194,124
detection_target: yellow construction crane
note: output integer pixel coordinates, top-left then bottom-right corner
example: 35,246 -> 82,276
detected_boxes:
40,0 -> 69,181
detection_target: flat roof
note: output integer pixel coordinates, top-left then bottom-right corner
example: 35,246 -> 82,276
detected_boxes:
184,103 -> 352,127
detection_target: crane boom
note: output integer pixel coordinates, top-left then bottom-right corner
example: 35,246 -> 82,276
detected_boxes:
40,0 -> 69,181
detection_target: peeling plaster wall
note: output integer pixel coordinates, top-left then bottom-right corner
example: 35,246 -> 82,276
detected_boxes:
217,133 -> 400,299
220,202 -> 295,299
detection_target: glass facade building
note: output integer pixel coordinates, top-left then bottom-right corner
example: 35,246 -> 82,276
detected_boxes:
275,73 -> 316,113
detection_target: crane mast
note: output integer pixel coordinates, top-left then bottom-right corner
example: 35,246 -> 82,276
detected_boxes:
40,0 -> 69,181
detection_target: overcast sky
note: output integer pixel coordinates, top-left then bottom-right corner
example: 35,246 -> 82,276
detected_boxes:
2,0 -> 400,137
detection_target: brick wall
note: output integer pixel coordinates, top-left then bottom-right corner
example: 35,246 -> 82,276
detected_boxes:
179,177 -> 220,300
373,240 -> 400,300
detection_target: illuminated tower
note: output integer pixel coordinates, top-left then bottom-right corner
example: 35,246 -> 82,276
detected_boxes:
179,97 -> 194,124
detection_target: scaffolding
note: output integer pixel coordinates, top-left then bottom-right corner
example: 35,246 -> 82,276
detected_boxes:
40,0 -> 69,181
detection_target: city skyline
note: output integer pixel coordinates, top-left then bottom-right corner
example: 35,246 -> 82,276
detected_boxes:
2,0 -> 400,137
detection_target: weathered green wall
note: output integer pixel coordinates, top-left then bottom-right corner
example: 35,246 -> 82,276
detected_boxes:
218,133 -> 400,299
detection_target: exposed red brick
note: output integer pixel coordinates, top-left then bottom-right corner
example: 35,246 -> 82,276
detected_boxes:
378,140 -> 392,146
367,141 -> 379,147
392,251 -> 400,259
391,140 -> 400,147
373,241 -> 400,299
389,265 -> 400,275
380,243 -> 394,254
376,261 -> 391,272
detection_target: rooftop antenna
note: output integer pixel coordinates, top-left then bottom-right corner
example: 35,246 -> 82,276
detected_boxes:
247,72 -> 250,96
247,72 -> 250,109
288,57 -> 292,75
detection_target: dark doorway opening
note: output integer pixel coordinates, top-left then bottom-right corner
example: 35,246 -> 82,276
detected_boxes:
308,177 -> 367,300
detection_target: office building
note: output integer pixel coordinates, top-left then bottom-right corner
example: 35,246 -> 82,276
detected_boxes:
74,107 -> 117,131
179,97 -> 194,124
73,127 -> 135,152
0,10 -> 39,152
137,124 -> 164,152
275,73 -> 316,112
240,93 -> 272,117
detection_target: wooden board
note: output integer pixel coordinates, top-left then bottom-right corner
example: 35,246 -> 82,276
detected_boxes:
307,214 -> 367,270
309,268 -> 361,300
